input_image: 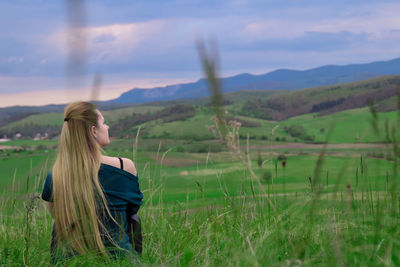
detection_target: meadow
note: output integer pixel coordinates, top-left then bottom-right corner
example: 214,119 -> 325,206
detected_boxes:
2,114 -> 400,266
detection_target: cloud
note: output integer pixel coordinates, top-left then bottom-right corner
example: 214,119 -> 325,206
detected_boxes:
7,57 -> 24,64
47,20 -> 169,64
239,4 -> 400,42
89,21 -> 168,62
230,31 -> 371,52
1,1 -> 400,106
92,34 -> 115,43
310,8 -> 400,36
5,1 -> 400,77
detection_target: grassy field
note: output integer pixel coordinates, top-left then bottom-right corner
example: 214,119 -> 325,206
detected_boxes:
2,98 -> 400,266
114,106 -> 400,143
282,107 -> 400,143
3,113 -> 64,129
1,139 -> 58,148
1,105 -> 164,131
102,105 -> 165,122
0,151 -> 53,193
2,130 -> 400,266
3,98 -> 400,145
130,106 -> 400,143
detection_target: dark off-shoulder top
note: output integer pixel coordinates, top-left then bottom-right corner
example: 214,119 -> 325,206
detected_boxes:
41,163 -> 143,252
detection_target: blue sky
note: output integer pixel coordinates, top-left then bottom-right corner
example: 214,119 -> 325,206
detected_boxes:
1,0 -> 400,107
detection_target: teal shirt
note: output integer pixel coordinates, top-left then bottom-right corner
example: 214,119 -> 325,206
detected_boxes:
41,163 -> 143,252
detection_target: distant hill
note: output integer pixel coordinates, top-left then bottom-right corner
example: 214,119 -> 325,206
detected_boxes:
2,57 -> 400,138
2,75 -> 400,141
0,105 -> 64,124
107,57 -> 400,105
241,75 -> 400,120
2,57 -> 400,121
0,102 -> 135,127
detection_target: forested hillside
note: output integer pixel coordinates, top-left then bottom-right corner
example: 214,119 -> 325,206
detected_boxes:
1,75 -> 400,141
241,75 -> 400,120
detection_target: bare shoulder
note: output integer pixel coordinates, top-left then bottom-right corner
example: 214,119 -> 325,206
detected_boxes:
101,155 -> 137,176
121,157 -> 137,176
101,155 -> 120,168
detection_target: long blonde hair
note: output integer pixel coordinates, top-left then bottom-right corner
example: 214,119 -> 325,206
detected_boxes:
52,101 -> 110,255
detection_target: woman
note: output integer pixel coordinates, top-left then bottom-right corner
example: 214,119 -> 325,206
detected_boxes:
41,101 -> 143,259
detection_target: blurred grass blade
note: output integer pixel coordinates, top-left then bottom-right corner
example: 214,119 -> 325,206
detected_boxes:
66,0 -> 88,79
90,72 -> 102,102
197,39 -> 228,141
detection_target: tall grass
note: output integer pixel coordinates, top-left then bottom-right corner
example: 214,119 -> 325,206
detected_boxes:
0,146 -> 398,265
2,171 -> 400,266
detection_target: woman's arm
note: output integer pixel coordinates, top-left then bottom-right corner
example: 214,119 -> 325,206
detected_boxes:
126,207 -> 142,254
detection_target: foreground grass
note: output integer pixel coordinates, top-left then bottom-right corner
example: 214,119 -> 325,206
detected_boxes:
1,147 -> 400,266
1,189 -> 400,266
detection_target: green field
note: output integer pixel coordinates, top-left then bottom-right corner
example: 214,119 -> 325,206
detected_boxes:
2,99 -> 400,266
3,96 -> 400,145
0,151 -> 53,192
131,106 -> 400,143
102,105 -> 165,122
1,105 -> 164,130
1,139 -> 58,147
282,107 -> 400,143
3,113 -> 64,129
2,130 -> 400,266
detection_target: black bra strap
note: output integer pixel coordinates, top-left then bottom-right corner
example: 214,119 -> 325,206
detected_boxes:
118,157 -> 124,170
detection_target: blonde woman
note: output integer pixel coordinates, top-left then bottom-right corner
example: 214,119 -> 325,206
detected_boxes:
41,101 -> 142,260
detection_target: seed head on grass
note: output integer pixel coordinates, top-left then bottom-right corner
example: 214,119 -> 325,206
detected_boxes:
197,38 -> 275,212
228,120 -> 241,129
205,124 -> 216,135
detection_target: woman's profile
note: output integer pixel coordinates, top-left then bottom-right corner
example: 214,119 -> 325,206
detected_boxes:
41,101 -> 143,260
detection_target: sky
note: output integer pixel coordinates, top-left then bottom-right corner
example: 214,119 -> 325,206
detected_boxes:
1,0 -> 400,107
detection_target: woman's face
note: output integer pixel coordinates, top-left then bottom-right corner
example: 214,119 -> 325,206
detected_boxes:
94,109 -> 110,147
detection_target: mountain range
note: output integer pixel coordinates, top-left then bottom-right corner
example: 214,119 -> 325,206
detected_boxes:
1,57 -> 400,122
107,57 -> 400,104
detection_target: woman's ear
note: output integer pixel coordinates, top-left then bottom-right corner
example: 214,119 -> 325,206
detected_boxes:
90,125 -> 97,139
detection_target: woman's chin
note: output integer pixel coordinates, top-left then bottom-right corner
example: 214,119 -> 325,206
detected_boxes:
99,141 -> 110,147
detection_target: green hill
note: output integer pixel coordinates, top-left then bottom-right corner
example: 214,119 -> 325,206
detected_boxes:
280,107 -> 400,143
241,75 -> 400,120
0,105 -> 164,138
1,102 -> 399,144
2,75 -> 400,143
